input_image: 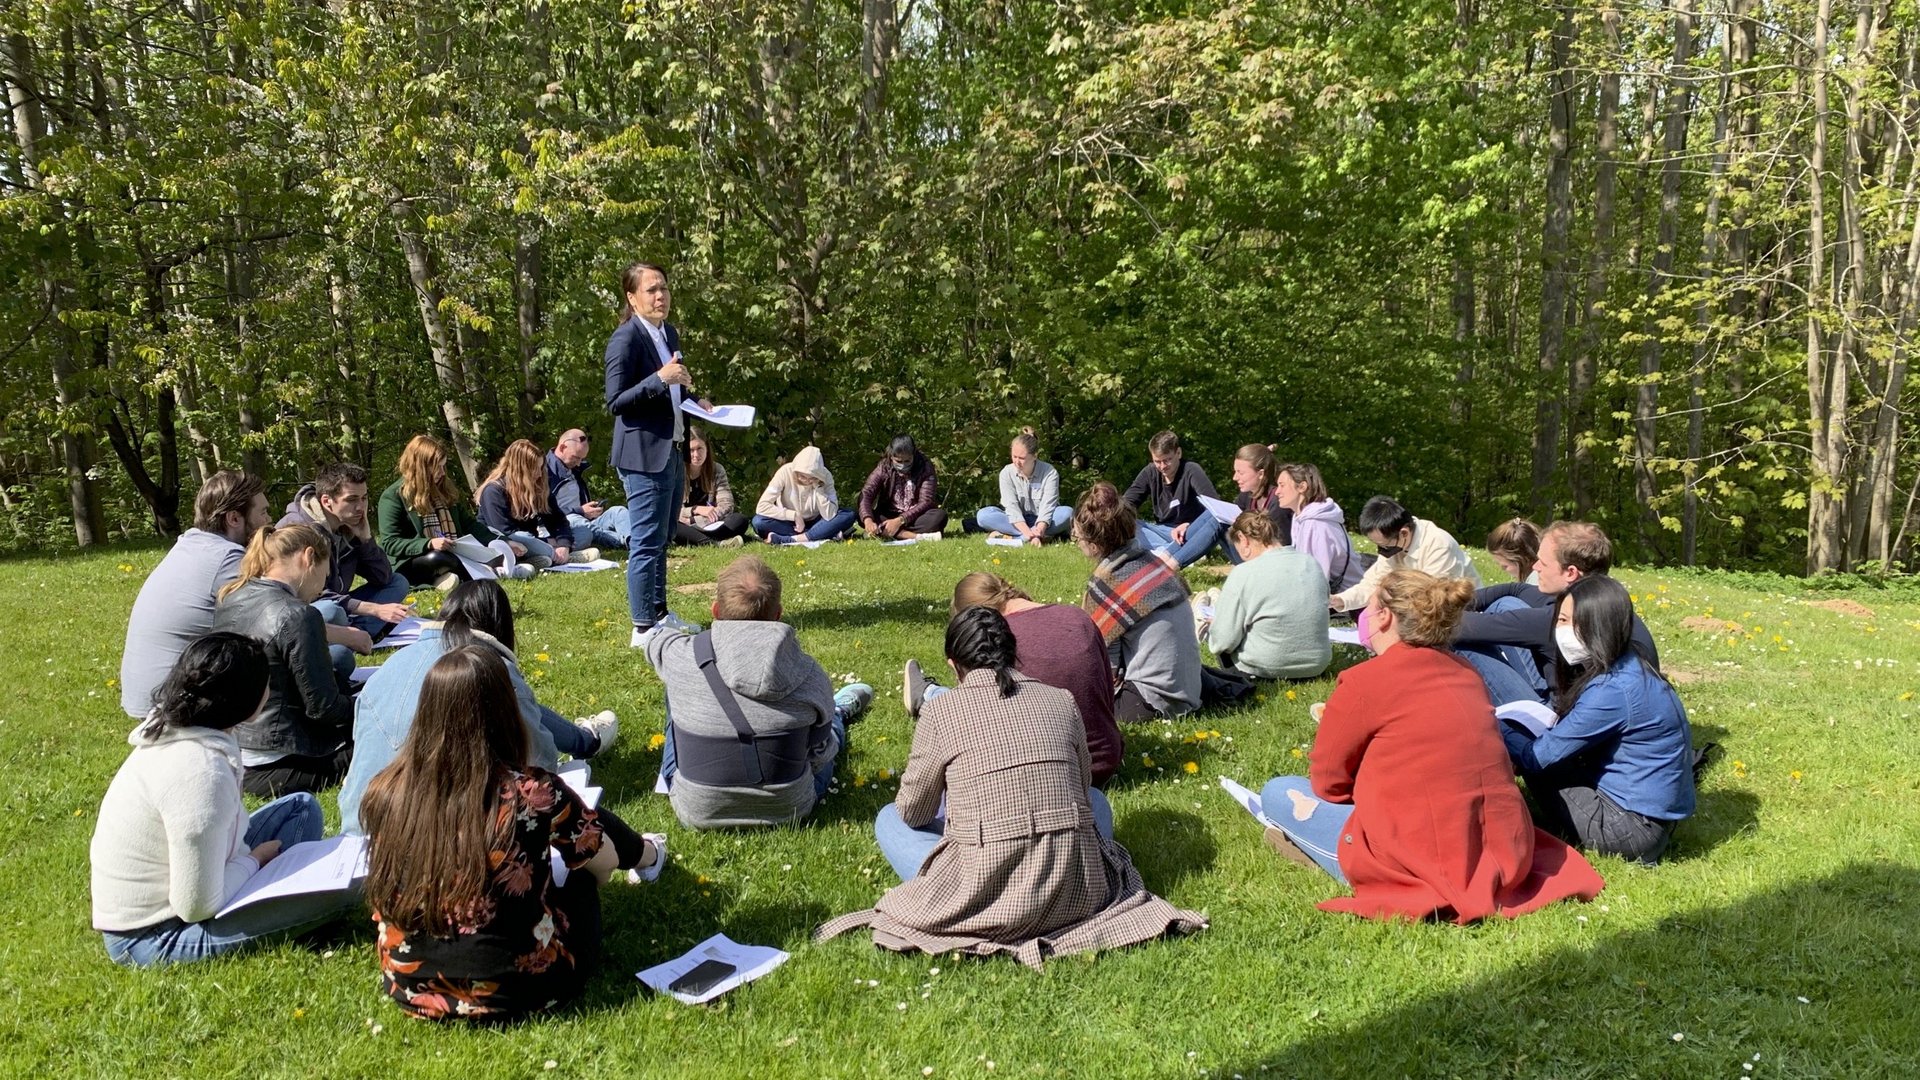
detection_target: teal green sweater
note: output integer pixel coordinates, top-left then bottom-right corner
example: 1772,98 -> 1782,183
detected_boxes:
1207,546 -> 1332,680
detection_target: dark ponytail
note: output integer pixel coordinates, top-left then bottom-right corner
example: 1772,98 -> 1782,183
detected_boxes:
439,578 -> 516,653
945,606 -> 1020,698
141,632 -> 269,736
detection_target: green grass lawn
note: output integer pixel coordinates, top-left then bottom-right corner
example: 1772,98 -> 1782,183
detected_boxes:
3,538 -> 1917,1078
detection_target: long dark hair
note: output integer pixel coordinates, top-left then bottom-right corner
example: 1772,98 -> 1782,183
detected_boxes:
360,646 -> 531,936
139,632 -> 269,736
439,578 -> 516,652
945,606 -> 1020,698
1550,575 -> 1665,714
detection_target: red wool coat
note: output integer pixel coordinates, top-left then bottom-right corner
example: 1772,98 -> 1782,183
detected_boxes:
1309,644 -> 1605,922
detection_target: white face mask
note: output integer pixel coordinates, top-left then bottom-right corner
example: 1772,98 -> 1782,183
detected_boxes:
1555,625 -> 1591,666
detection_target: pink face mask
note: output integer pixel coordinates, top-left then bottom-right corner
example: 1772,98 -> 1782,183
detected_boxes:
1357,605 -> 1375,652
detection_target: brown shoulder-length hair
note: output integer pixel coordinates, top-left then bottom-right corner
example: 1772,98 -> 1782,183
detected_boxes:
398,435 -> 461,516
477,439 -> 549,521
684,424 -> 718,503
951,571 -> 1031,617
359,645 -> 530,936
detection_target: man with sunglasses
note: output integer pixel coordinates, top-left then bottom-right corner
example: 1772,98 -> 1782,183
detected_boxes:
548,428 -> 631,551
1330,495 -> 1479,614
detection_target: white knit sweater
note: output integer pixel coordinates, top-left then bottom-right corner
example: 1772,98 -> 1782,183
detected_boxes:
90,722 -> 258,932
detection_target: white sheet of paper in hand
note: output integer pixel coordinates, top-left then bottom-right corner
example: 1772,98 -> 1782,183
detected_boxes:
1218,776 -> 1278,828
636,933 -> 791,1005
985,535 -> 1025,547
1495,699 -> 1559,738
1197,494 -> 1244,525
376,616 -> 428,650
679,401 -> 756,428
1328,625 -> 1363,646
217,834 -> 367,917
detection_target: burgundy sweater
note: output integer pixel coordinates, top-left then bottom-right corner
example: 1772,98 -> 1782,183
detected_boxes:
1007,604 -> 1125,785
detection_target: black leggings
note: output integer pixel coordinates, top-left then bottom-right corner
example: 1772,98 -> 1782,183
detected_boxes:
672,513 -> 750,545
395,549 -> 468,588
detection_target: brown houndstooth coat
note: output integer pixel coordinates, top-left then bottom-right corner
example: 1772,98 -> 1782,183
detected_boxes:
816,670 -> 1206,968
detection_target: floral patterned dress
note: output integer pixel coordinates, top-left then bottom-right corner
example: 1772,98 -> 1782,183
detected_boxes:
374,768 -> 603,1020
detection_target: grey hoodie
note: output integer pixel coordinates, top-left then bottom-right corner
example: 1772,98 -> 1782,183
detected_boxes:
645,620 -> 838,828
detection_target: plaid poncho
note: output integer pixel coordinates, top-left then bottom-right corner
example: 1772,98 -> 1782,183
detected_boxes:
1083,543 -> 1189,645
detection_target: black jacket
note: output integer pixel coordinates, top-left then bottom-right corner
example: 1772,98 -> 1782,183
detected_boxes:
1121,460 -> 1219,527
1454,581 -> 1662,686
212,578 -> 353,760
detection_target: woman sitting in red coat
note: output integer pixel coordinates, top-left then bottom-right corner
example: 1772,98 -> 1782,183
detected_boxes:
1260,568 -> 1605,923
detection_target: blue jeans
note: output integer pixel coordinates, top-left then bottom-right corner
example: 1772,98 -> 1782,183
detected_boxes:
620,454 -> 686,628
874,788 -> 1116,882
569,507 -> 632,549
311,601 -> 362,684
100,794 -> 356,967
752,509 -> 857,543
1259,776 -> 1354,884
660,707 -> 850,800
538,705 -> 598,758
974,506 -> 1073,539
1454,596 -> 1550,705
501,530 -> 559,563
1137,514 -> 1224,568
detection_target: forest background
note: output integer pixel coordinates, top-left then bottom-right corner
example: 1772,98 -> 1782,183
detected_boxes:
4,0 -> 1918,576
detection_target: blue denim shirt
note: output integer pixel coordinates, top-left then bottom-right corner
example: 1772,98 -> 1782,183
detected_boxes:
337,627 -> 560,834
1503,652 -> 1696,821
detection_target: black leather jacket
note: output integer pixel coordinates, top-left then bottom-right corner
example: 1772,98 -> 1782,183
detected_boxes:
211,578 -> 353,759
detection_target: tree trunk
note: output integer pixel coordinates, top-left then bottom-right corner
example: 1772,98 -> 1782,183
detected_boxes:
1805,0 -> 1845,573
1684,4 -> 1737,566
1840,1 -> 1883,563
1571,3 -> 1621,519
392,204 -> 482,489
514,230 -> 545,435
1532,4 -> 1576,514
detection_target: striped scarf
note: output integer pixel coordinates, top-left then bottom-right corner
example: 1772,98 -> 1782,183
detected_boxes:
1083,543 -> 1189,645
421,504 -> 454,540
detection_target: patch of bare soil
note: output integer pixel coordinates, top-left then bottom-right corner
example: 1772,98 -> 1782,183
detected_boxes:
1807,598 -> 1875,619
1681,616 -> 1741,633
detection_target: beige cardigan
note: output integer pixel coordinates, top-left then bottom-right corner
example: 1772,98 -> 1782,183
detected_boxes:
1332,516 -> 1481,612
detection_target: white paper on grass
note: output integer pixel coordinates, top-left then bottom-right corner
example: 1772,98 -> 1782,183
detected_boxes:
1218,776 -> 1279,829
654,772 -> 672,796
985,535 -> 1025,547
376,616 -> 428,650
781,538 -> 830,549
348,666 -> 376,686
1328,625 -> 1363,646
217,834 -> 367,917
544,558 -> 620,573
1495,699 -> 1559,738
1197,494 -> 1244,526
679,401 -> 757,428
881,534 -> 943,546
636,933 -> 791,1005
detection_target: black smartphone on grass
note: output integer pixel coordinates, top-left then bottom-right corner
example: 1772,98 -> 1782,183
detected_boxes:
668,959 -> 737,996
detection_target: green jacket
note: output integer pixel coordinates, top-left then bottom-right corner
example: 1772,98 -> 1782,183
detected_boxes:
376,478 -> 497,561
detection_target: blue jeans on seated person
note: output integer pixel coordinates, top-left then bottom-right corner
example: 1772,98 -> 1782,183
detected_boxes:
569,507 -> 632,550
1453,595 -> 1551,706
538,705 -> 598,758
974,506 -> 1074,539
312,601 -> 362,685
874,788 -> 1116,882
659,701 -> 851,801
1137,513 -> 1224,569
501,529 -> 560,564
1259,776 -> 1354,884
100,793 -> 357,967
752,509 -> 858,543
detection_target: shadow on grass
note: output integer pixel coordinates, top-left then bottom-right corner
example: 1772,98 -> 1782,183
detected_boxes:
788,597 -> 948,633
1114,807 -> 1217,894
1215,862 -> 1920,1077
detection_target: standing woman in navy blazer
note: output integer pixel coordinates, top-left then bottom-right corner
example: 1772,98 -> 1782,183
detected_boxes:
605,262 -> 698,642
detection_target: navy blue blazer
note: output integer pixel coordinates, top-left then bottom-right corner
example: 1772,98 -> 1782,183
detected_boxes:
604,317 -> 683,474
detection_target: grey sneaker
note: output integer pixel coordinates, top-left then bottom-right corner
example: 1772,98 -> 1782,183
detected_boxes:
578,710 -> 618,756
507,563 -> 536,580
524,555 -> 554,571
627,833 -> 669,884
718,535 -> 745,548
834,682 -> 874,726
903,659 -> 928,718
570,547 -> 601,564
657,610 -> 699,635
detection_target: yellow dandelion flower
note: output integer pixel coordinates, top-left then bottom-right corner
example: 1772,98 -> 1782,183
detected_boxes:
992,558 -> 1002,565
105,678 -> 117,688
1141,755 -> 1156,768
1183,761 -> 1199,774
696,874 -> 711,885
1285,689 -> 1297,701
878,768 -> 892,780
854,775 -> 868,788
1790,770 -> 1803,782
795,559 -> 806,566
647,733 -> 666,750
1290,747 -> 1305,759
293,1008 -> 307,1019
1901,692 -> 1915,702
535,652 -> 550,663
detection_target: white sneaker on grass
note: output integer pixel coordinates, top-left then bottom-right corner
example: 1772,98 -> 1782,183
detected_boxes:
627,833 -> 669,884
903,659 -> 929,718
834,683 -> 874,726
507,563 -> 536,581
570,547 -> 601,564
578,710 -> 618,756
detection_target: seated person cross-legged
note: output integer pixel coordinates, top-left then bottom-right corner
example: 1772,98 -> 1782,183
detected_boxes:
91,634 -> 359,967
477,439 -> 590,569
1073,482 -> 1202,722
1121,430 -> 1223,569
361,646 -> 666,1023
642,556 -> 873,829
1502,575 -> 1696,865
672,426 -> 751,547
1273,462 -> 1365,595
970,427 -> 1072,545
278,462 -> 415,646
1260,569 -> 1606,923
211,524 -> 358,797
338,579 -> 618,835
1221,444 -> 1292,566
815,607 -> 1207,968
549,428 -> 632,552
1198,512 -> 1330,681
858,434 -> 949,540
377,434 -> 509,592
1329,495 -> 1479,615
903,572 -> 1125,786
752,446 -> 858,544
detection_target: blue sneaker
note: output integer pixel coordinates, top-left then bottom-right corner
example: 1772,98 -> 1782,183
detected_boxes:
834,682 -> 874,726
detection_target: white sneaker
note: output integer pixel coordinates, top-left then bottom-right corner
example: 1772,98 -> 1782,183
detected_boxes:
507,563 -> 536,581
627,833 -> 669,884
570,547 -> 601,564
630,625 -> 653,648
579,710 -> 618,756
718,535 -> 745,548
903,659 -> 928,718
657,610 -> 700,635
